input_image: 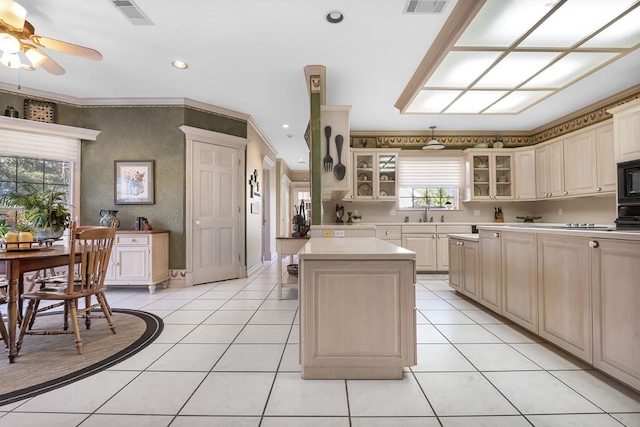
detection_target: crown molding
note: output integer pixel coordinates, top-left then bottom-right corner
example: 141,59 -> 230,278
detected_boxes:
248,116 -> 278,157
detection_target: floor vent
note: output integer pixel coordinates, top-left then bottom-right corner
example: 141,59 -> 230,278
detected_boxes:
111,0 -> 154,26
403,0 -> 448,14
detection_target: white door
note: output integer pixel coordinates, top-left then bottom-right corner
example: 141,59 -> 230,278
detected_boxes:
281,176 -> 291,236
193,141 -> 239,284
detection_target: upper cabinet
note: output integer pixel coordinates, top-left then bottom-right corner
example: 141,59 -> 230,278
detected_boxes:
595,123 -> 616,193
463,150 -> 514,201
535,122 -> 615,200
514,148 -> 536,200
536,140 -> 565,198
609,98 -> 640,164
350,148 -> 400,201
563,129 -> 598,196
320,105 -> 351,200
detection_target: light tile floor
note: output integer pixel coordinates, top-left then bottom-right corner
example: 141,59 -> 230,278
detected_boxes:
2,268 -> 640,427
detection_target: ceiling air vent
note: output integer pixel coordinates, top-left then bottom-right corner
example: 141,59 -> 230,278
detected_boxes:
111,0 -> 154,26
403,0 -> 448,14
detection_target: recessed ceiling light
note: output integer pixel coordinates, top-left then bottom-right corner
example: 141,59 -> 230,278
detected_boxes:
325,11 -> 344,24
282,124 -> 290,128
298,159 -> 306,163
172,60 -> 188,69
286,134 -> 293,138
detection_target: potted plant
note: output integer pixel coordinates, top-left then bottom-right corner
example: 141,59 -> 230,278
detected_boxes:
0,185 -> 71,240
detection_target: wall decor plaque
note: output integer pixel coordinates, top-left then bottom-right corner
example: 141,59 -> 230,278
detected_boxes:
24,99 -> 57,123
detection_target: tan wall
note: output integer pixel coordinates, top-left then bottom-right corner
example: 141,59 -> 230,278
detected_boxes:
323,195 -> 616,225
246,124 -> 277,272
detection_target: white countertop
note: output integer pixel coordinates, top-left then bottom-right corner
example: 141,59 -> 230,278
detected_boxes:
478,225 -> 640,241
298,237 -> 416,260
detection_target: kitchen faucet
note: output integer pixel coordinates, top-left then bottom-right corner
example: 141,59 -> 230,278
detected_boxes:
423,198 -> 430,223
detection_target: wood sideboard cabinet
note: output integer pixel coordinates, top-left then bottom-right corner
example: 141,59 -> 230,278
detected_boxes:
104,230 -> 170,294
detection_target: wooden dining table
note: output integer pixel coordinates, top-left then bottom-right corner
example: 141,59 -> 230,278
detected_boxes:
0,245 -> 73,362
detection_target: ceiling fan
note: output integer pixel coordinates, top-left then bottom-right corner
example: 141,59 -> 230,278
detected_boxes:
0,0 -> 101,75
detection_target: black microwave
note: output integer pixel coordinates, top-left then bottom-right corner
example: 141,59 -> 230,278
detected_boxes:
618,159 -> 640,205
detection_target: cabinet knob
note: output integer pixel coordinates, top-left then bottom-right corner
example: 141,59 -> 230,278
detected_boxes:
459,241 -> 464,246
547,193 -> 551,197
432,235 -> 436,238
589,240 -> 599,248
516,195 -> 520,199
195,220 -> 201,226
564,191 -> 568,196
493,232 -> 500,238
385,231 -> 389,235
597,187 -> 601,192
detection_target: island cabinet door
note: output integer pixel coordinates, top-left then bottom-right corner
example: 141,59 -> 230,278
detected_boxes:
448,238 -> 462,291
300,259 -> 416,379
478,230 -> 502,314
461,240 -> 479,301
592,239 -> 640,390
501,232 -> 538,333
537,234 -> 592,363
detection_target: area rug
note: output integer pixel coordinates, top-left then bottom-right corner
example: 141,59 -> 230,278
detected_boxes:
0,308 -> 163,406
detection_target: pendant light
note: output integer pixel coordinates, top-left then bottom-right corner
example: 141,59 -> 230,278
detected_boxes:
422,125 -> 444,150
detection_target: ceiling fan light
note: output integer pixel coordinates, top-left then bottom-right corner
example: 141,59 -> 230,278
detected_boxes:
0,51 -> 21,68
0,0 -> 26,31
0,33 -> 20,54
24,46 -> 46,67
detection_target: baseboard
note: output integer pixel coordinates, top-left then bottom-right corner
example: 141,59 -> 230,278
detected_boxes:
246,263 -> 263,277
169,269 -> 187,288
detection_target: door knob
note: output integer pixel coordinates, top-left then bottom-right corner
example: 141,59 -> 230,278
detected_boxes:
589,240 -> 599,248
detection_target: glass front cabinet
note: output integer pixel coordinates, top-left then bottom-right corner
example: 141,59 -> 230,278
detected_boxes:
463,150 -> 514,201
351,148 -> 400,200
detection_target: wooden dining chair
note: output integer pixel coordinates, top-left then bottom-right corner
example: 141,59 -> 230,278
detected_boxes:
17,222 -> 117,355
0,279 -> 9,348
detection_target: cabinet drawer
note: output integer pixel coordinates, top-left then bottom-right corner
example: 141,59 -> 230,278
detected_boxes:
116,235 -> 149,245
377,225 -> 401,240
402,225 -> 436,234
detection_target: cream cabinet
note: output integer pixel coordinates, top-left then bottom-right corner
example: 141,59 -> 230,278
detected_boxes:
592,238 -> 640,391
609,98 -> 640,164
401,225 -> 468,272
376,225 -> 401,247
502,232 -> 538,333
402,233 -> 436,271
448,237 -> 479,300
105,231 -> 170,294
595,122 -> 616,193
536,140 -> 564,198
514,148 -> 536,200
351,149 -> 400,201
463,150 -> 514,201
563,130 -> 598,196
537,234 -> 592,362
478,230 -> 502,313
299,253 -> 416,379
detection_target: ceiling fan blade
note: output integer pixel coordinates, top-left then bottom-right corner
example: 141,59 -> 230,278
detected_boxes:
22,44 -> 64,74
29,34 -> 102,60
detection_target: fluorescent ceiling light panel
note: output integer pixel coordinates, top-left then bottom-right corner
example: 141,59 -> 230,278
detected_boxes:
445,91 -> 507,113
425,51 -> 502,88
581,6 -> 640,48
406,90 -> 461,113
524,52 -> 618,88
520,0 -> 637,48
484,91 -> 553,113
455,0 -> 559,48
475,52 -> 560,88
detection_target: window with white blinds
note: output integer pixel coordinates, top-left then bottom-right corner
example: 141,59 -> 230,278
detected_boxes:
398,155 -> 462,188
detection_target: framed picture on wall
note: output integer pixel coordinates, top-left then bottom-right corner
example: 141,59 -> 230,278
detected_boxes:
114,160 -> 155,204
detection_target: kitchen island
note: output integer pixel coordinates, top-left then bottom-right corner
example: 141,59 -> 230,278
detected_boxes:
298,237 -> 416,380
